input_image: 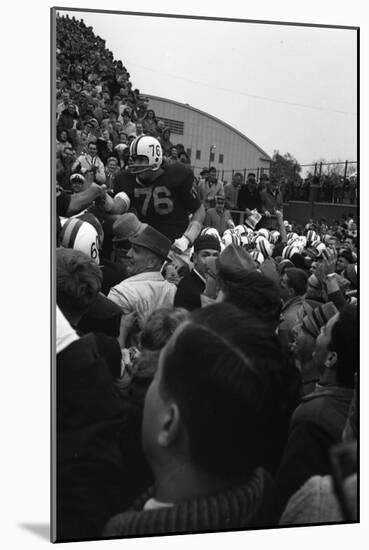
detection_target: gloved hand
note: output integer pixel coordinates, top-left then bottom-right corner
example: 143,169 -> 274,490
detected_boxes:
172,235 -> 190,253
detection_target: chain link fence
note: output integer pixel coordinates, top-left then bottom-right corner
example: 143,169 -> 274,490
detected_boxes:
192,161 -> 357,205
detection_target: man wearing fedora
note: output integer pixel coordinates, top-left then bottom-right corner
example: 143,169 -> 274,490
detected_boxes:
108,224 -> 176,332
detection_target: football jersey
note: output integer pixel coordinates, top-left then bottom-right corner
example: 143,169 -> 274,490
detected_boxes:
113,163 -> 201,242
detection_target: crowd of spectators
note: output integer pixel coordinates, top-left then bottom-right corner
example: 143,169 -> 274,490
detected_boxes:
281,173 -> 357,204
55,14 -> 358,543
55,14 -> 191,196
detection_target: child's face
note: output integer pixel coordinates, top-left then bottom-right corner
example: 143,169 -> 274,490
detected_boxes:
165,264 -> 181,285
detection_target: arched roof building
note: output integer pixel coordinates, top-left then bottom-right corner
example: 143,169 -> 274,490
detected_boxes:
146,94 -> 271,181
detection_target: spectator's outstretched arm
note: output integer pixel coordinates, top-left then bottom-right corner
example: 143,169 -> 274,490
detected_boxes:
315,249 -> 347,310
66,183 -> 106,216
325,276 -> 346,310
94,160 -> 107,185
275,209 -> 288,244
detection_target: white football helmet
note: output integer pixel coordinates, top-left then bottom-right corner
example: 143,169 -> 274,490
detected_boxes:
128,135 -> 163,174
59,217 -> 100,265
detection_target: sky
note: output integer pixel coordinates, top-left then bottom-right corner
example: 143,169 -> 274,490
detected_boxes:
59,9 -> 357,168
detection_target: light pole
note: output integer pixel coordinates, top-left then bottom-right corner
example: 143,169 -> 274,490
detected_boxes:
208,144 -> 216,169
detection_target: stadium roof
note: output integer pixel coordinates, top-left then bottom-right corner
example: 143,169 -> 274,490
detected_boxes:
146,94 -> 272,162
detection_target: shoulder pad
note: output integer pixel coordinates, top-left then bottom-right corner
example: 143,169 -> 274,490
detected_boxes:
163,163 -> 194,189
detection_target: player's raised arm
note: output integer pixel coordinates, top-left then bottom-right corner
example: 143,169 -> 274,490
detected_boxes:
172,204 -> 205,253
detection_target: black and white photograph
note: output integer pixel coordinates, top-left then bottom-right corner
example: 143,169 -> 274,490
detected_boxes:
4,2 -> 366,549
51,6 -> 359,544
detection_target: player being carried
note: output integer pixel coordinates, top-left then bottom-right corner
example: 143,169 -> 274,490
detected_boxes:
112,135 -> 205,254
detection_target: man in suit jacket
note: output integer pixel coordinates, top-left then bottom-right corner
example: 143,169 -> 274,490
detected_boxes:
174,234 -> 221,311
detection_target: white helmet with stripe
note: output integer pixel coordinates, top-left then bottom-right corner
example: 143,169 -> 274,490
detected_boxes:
270,230 -> 280,244
306,229 -> 319,245
287,232 -> 299,244
222,230 -> 242,247
240,234 -> 250,247
59,217 -> 100,264
257,228 -> 270,241
256,237 -> 273,259
311,240 -> 327,257
128,135 -> 163,174
201,227 -> 221,241
282,244 -> 300,259
250,249 -> 264,265
234,224 -> 246,236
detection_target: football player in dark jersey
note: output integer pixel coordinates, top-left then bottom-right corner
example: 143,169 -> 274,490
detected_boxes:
113,136 -> 205,252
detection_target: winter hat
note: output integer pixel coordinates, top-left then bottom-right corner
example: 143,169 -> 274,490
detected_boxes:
113,213 -> 147,242
216,244 -> 256,281
193,234 -> 221,253
129,225 -> 172,260
302,302 -> 338,338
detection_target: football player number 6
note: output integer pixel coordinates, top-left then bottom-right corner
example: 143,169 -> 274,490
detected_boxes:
90,238 -> 98,260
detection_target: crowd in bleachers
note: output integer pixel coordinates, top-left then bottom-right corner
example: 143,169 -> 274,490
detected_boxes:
56,14 -> 191,196
55,14 -> 358,543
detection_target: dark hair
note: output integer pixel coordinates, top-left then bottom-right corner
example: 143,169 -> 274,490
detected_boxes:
285,267 -> 308,296
160,303 -> 300,476
57,128 -> 69,140
179,151 -> 191,164
290,253 -> 308,271
56,248 -> 102,315
223,271 -> 282,331
88,140 -> 97,147
329,304 -> 358,388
